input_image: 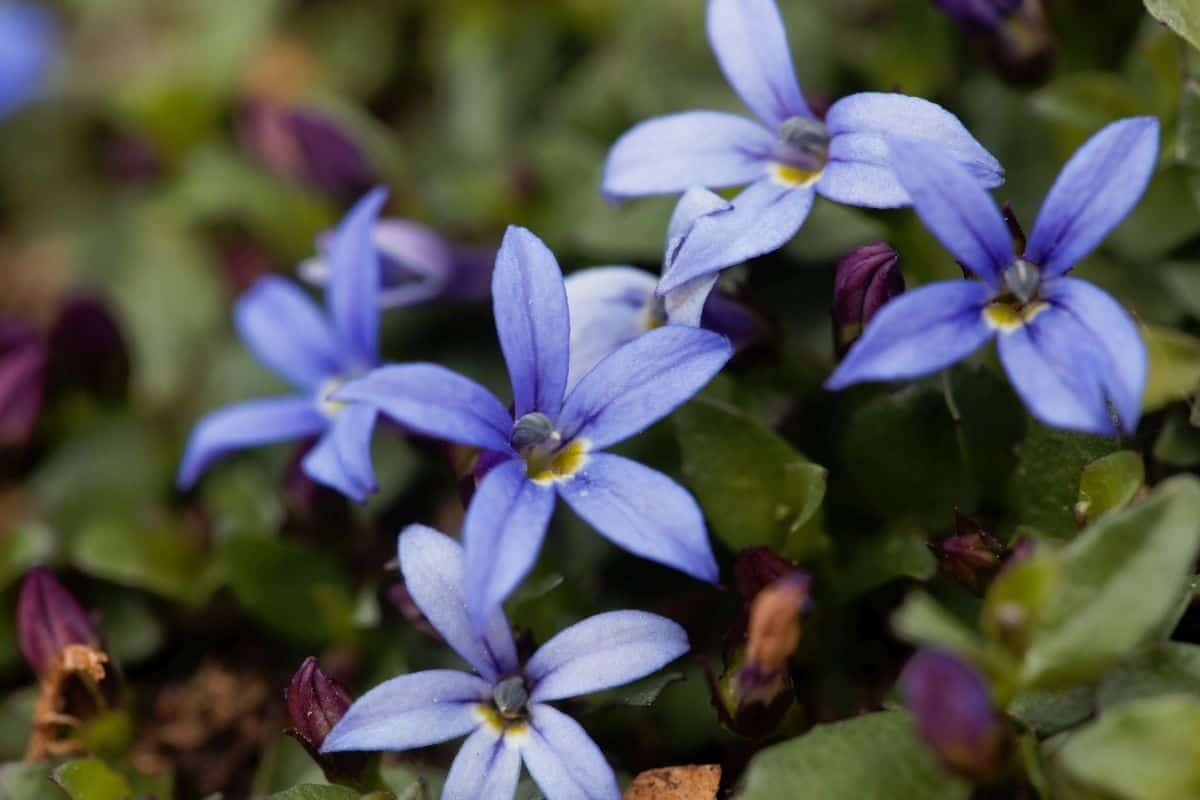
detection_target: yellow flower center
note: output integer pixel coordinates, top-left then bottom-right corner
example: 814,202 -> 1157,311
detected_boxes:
526,437 -> 590,485
983,301 -> 1049,332
769,162 -> 822,188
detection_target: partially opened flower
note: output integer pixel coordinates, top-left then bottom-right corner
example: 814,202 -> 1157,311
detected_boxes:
564,187 -> 758,387
827,117 -> 1158,436
299,218 -> 495,310
0,2 -> 56,120
602,0 -> 1002,294
338,225 -> 730,630
324,525 -> 690,800
177,188 -> 388,501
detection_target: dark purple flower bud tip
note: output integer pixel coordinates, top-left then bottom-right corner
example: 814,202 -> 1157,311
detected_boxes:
47,295 -> 130,399
931,512 -> 1008,591
0,319 -> 46,448
17,567 -> 100,676
832,243 -> 904,356
286,657 -> 353,750
933,0 -> 1022,33
900,650 -> 1011,780
733,547 -> 798,601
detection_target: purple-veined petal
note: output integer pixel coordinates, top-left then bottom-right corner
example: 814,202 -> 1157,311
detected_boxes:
825,281 -> 994,390
563,266 -> 658,392
659,179 -> 813,294
601,112 -> 773,199
300,405 -> 378,502
665,187 -> 733,247
706,0 -> 810,129
177,396 -> 326,489
825,92 -> 1004,194
0,2 -> 55,120
996,306 -> 1117,436
818,132 -> 909,208
1043,277 -> 1145,434
527,610 -> 689,702
494,226 -> 571,419
234,277 -> 342,391
398,525 -> 519,682
335,364 -> 513,453
556,453 -> 719,583
327,187 -> 387,366
521,704 -> 620,800
885,137 -> 1013,287
662,188 -> 733,326
463,459 -> 556,634
444,725 -> 522,800
321,669 -> 488,752
1025,117 -> 1160,277
559,326 -> 731,449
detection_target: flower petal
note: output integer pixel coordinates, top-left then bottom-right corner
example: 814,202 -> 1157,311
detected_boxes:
1025,117 -> 1160,277
521,704 -> 620,800
825,281 -> 994,389
885,136 -> 1013,286
824,92 -> 1004,198
659,179 -> 814,294
234,277 -> 342,391
463,459 -> 557,634
527,611 -> 689,702
818,132 -> 909,208
601,112 -> 773,199
300,406 -> 378,502
444,725 -> 522,800
177,396 -> 326,489
398,525 -> 519,682
327,187 -> 388,366
559,326 -> 731,449
321,669 -> 488,753
563,266 -> 658,391
706,0 -> 810,128
996,306 -> 1117,436
1044,278 -> 1145,434
665,187 -> 734,247
335,364 -> 513,453
0,2 -> 55,119
662,188 -> 734,326
494,226 -> 571,419
556,453 -> 719,583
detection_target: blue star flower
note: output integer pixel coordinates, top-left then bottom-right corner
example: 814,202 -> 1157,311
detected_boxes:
337,225 -> 731,631
176,188 -> 388,501
0,2 -> 56,120
827,117 -> 1159,437
323,525 -> 689,800
601,0 -> 1003,294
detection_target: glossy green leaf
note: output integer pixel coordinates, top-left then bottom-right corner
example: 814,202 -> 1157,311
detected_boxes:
1009,422 -> 1118,539
1075,450 -> 1144,525
834,524 -> 937,602
1144,0 -> 1200,52
0,762 -> 60,800
263,787 -> 359,800
1099,643 -> 1200,710
1143,324 -> 1200,414
51,759 -> 133,800
70,518 -> 217,607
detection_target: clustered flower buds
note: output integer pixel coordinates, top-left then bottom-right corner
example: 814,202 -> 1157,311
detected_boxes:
832,243 -> 904,357
930,511 -> 1007,592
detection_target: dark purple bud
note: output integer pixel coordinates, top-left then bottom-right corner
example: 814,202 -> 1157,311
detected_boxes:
900,650 -> 1011,780
934,0 -> 1054,84
105,133 -> 162,185
932,0 -> 1022,32
0,320 -> 46,448
832,243 -> 904,357
47,294 -> 130,400
700,292 -> 764,356
734,547 -> 799,601
286,657 -> 352,749
239,101 -> 374,200
931,512 -> 1007,592
17,567 -> 100,675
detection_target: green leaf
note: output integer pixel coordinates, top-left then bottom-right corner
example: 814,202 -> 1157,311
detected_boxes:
70,517 -> 216,607
51,759 -> 133,800
1075,451 -> 1144,525
0,762 -> 59,800
1143,324 -> 1200,414
736,711 -> 970,799
579,671 -> 686,714
0,522 -> 56,592
981,548 -> 1061,659
675,398 -> 829,560
1009,421 -> 1118,539
1152,411 -> 1200,467
1021,477 -> 1200,689
891,592 -> 983,655
834,524 -> 937,602
1098,643 -> 1200,710
1144,0 -> 1200,52
1056,696 -> 1200,800
263,787 -> 360,800
1008,686 -> 1094,737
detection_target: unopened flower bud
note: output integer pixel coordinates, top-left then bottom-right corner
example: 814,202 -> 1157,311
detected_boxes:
0,320 -> 46,448
285,657 -> 374,788
934,0 -> 1055,84
733,547 -> 797,601
930,511 -> 1007,592
17,567 -> 99,676
47,295 -> 130,400
933,0 -> 1021,32
900,650 -> 1011,780
832,243 -> 903,357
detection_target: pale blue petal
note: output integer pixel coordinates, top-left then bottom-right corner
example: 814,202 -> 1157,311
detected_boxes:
327,187 -> 387,366
885,137 -> 1013,287
659,179 -> 813,294
398,525 -> 518,682
494,226 -> 571,418
1044,277 -> 1146,434
563,266 -> 658,391
0,3 -> 55,119
301,427 -> 367,502
321,669 -> 488,752
177,396 -> 326,489
556,454 -> 719,583
463,459 -> 557,634
299,405 -> 378,502
997,306 -> 1117,436
1026,117 -> 1160,277
601,112 -> 773,199
335,364 -> 513,453
521,704 -> 620,800
234,277 -> 342,391
665,187 -> 733,247
706,0 -> 810,128
826,281 -> 994,389
444,726 -> 522,800
527,611 -> 689,702
558,326 -> 731,449
818,132 -> 910,208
